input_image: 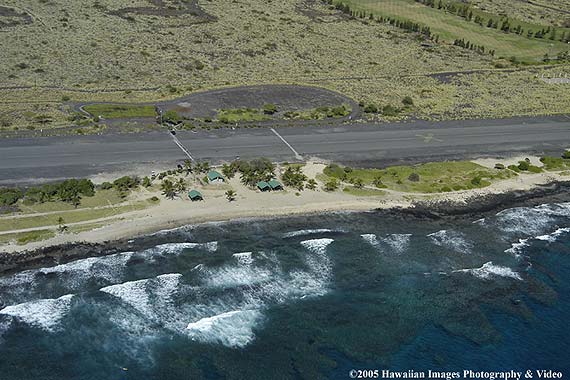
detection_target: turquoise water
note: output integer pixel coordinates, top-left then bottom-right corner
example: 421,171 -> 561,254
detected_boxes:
0,204 -> 569,379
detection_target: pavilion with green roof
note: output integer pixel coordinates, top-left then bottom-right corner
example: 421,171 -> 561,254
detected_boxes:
188,190 -> 203,201
268,179 -> 283,190
257,181 -> 270,191
207,170 -> 225,183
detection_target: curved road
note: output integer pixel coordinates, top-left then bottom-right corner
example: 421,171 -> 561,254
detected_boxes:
0,115 -> 569,185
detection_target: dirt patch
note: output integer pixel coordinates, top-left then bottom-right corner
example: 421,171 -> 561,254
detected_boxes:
294,0 -> 347,21
108,0 -> 216,25
160,84 -> 358,119
0,6 -> 32,29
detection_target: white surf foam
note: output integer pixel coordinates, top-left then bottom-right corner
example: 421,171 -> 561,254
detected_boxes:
233,252 -> 254,265
283,229 -> 345,238
383,234 -> 412,253
100,273 -> 182,317
300,238 -> 334,255
493,203 -> 570,236
186,309 -> 263,348
428,230 -> 473,254
454,262 -> 522,281
204,265 -> 273,288
153,241 -> 218,255
505,239 -> 530,258
534,227 -> 570,243
360,234 -> 380,248
0,294 -> 74,332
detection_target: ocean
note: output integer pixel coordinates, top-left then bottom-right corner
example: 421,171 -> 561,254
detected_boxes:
0,203 -> 569,379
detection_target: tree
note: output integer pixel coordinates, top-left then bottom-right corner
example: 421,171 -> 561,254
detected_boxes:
225,189 -> 236,202
373,176 -> 386,188
142,176 -> 152,188
161,179 -> 177,199
282,166 -> 307,190
183,160 -> 193,176
306,179 -> 318,190
57,216 -> 68,233
324,179 -> 339,192
175,178 -> 187,192
353,178 -> 364,189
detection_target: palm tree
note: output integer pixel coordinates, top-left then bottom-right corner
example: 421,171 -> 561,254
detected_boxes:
161,179 -> 177,200
183,160 -> 193,176
175,178 -> 187,192
225,189 -> 236,202
306,179 -> 317,190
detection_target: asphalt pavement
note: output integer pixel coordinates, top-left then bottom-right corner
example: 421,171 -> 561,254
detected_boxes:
1,115 -> 569,185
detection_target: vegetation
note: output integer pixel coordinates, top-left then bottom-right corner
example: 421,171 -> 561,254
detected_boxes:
83,104 -> 157,119
281,166 -> 308,191
283,105 -> 351,120
217,108 -> 269,124
323,161 -> 515,193
225,190 -> 237,202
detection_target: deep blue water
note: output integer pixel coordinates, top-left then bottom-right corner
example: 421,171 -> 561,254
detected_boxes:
0,203 -> 569,380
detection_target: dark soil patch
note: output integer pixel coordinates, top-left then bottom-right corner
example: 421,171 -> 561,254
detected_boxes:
108,0 -> 216,25
160,84 -> 358,120
295,0 -> 347,21
0,6 -> 32,29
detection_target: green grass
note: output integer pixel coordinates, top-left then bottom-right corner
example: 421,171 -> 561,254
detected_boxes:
0,200 -> 152,232
83,104 -> 157,119
18,189 -> 124,214
0,229 -> 56,245
324,161 -> 515,193
540,156 -> 570,171
284,105 -> 351,120
343,187 -> 386,196
336,0 -> 570,61
217,108 -> 270,123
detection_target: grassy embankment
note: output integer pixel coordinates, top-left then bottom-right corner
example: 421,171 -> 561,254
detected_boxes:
322,161 -> 515,193
335,0 -> 570,61
82,104 -> 157,119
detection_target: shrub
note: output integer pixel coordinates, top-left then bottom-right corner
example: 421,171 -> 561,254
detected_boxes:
0,188 -> 23,206
471,177 -> 482,186
100,182 -> 113,190
402,96 -> 414,106
382,105 -> 399,116
528,165 -> 542,173
263,104 -> 277,115
518,161 -> 530,171
494,163 -> 505,169
324,179 -> 339,192
408,173 -> 420,182
363,104 -> 378,113
563,151 -> 570,159
508,165 -> 521,173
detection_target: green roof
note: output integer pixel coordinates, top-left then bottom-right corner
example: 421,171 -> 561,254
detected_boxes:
188,190 -> 203,200
207,171 -> 224,181
257,181 -> 270,190
268,179 -> 282,189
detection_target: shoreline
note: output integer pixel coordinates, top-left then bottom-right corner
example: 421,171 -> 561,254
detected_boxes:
2,175 -> 570,275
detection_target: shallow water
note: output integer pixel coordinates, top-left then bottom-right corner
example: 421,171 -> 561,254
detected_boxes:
0,204 -> 569,379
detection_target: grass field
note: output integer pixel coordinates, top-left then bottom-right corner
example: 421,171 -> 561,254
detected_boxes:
82,104 -> 157,119
0,200 -> 152,232
324,161 -> 515,193
336,0 -> 570,61
468,0 -> 570,27
1,0 -> 570,132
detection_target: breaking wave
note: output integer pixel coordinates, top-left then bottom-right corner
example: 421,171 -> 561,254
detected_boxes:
0,295 -> 74,332
492,203 -> 570,236
453,262 -> 522,281
283,229 -> 345,238
186,309 -> 264,348
428,230 -> 473,254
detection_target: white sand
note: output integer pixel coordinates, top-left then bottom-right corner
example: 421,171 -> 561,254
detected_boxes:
1,160 -> 568,253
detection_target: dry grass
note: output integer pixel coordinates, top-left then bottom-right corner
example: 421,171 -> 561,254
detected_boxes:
0,0 -> 569,132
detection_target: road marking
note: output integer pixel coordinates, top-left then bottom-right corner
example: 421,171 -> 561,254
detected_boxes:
170,133 -> 195,162
270,128 -> 303,160
415,133 -> 443,143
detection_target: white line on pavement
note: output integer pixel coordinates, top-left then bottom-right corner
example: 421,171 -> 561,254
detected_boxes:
170,134 -> 195,162
270,128 -> 303,160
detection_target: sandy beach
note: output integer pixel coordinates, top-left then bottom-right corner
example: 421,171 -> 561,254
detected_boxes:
1,158 -> 568,255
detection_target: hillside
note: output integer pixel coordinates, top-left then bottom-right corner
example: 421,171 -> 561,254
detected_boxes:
0,0 -> 569,134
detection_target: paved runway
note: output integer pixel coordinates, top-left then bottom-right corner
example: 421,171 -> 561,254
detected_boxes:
1,115 -> 569,184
